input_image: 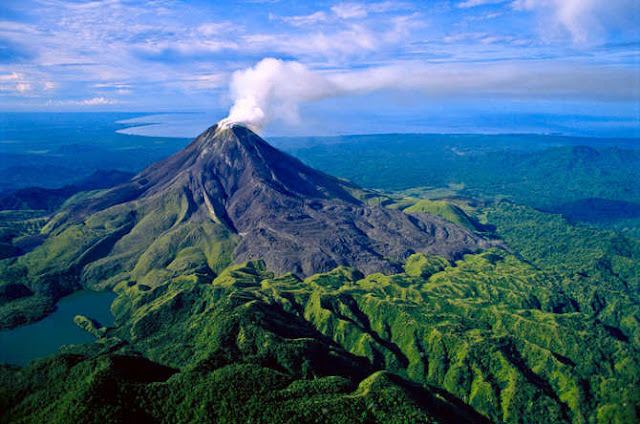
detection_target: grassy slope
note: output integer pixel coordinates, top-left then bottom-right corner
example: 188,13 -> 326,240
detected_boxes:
402,199 -> 483,231
1,202 -> 639,424
0,189 -> 239,329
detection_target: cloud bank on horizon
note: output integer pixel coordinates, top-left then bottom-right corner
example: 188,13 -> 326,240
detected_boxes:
0,0 -> 638,134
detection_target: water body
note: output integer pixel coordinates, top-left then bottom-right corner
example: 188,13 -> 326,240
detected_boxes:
0,290 -> 117,366
115,103 -> 640,139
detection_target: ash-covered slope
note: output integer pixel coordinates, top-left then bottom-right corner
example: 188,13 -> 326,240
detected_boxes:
64,124 -> 362,223
66,123 -> 488,277
1,124 -> 490,327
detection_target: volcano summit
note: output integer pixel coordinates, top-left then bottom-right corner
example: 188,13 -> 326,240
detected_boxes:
0,123 -> 490,328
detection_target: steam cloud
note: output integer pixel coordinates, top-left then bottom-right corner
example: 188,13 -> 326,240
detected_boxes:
219,59 -> 340,131
220,58 -> 638,131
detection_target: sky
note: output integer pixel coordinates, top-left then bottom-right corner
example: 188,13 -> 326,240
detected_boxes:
0,0 -> 639,136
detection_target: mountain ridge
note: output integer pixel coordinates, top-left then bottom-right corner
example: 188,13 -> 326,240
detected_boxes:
51,123 -> 491,277
0,123 -> 491,329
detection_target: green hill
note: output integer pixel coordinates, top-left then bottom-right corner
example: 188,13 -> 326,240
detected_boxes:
403,199 -> 483,231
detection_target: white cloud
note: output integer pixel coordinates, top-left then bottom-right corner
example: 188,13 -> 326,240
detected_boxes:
328,61 -> 638,101
368,1 -> 411,13
244,13 -> 421,61
513,0 -> 640,43
82,96 -> 117,105
0,72 -> 34,94
197,22 -> 237,36
16,83 -> 31,93
221,57 -> 639,130
0,72 -> 20,82
93,82 -> 131,88
0,21 -> 41,35
46,96 -> 120,109
48,96 -> 119,106
276,2 -> 411,27
176,73 -> 227,91
279,11 -> 330,26
443,32 -> 487,43
458,0 -> 508,8
2,0 -> 636,113
330,2 -> 409,19
331,3 -> 368,19
244,27 -> 376,60
0,0 -> 242,98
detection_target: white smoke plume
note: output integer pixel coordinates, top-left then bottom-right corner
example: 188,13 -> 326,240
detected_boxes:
219,57 -> 638,131
218,59 -> 340,131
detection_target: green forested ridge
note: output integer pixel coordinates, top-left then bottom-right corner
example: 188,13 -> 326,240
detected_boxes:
293,142 -> 640,208
0,264 -> 489,424
0,189 -> 239,329
0,211 -> 47,260
1,201 -> 639,423
0,170 -> 135,213
483,202 -> 640,346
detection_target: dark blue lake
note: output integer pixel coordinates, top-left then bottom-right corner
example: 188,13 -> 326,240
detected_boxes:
0,290 -> 116,366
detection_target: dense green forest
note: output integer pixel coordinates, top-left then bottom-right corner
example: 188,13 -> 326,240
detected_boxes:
292,138 -> 640,237
0,113 -> 188,191
2,201 -> 638,423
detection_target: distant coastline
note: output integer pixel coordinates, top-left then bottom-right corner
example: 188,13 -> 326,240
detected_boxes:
110,111 -> 640,139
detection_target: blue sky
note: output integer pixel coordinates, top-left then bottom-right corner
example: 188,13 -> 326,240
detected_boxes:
0,0 -> 638,136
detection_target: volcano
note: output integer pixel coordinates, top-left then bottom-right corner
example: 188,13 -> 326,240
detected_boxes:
3,124 -> 490,323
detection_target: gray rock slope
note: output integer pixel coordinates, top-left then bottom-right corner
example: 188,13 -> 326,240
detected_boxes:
67,123 -> 489,277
